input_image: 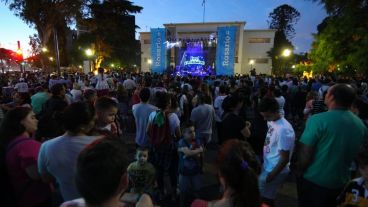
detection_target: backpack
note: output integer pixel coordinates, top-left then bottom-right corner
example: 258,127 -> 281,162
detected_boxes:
148,111 -> 172,147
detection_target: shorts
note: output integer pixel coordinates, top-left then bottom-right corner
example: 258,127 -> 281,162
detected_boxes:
259,169 -> 289,199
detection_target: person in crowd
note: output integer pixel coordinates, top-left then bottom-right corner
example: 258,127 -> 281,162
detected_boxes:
274,88 -> 285,117
14,78 -> 29,93
219,92 -> 251,144
132,88 -> 157,147
213,85 -> 227,123
95,67 -> 110,96
123,74 -> 137,95
191,139 -> 262,207
38,102 -> 101,203
258,97 -> 295,207
70,83 -> 83,103
337,142 -> 368,206
351,97 -> 368,127
178,123 -> 204,207
36,83 -> 68,140
190,93 -> 215,146
82,89 -> 97,108
147,92 -> 175,200
31,83 -> 50,116
297,84 -> 368,207
0,107 -> 51,207
303,91 -> 318,119
61,137 -> 154,207
0,91 -> 31,111
93,96 -> 120,136
127,147 -> 156,194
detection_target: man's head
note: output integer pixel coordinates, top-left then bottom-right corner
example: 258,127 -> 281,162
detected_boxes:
136,147 -> 149,165
258,97 -> 280,122
139,88 -> 151,103
76,137 -> 128,206
95,97 -> 118,125
324,84 -> 356,109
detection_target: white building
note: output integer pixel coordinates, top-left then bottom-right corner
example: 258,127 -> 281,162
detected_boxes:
140,21 -> 276,75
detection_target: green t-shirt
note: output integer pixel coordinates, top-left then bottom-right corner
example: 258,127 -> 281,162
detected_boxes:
127,161 -> 155,193
300,109 -> 368,189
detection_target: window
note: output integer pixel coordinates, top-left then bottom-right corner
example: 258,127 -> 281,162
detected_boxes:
248,38 -> 271,43
143,39 -> 151,44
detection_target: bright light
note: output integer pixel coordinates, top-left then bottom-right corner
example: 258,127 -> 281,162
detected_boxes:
249,59 -> 255,65
41,47 -> 48,52
282,49 -> 292,57
110,64 -> 115,67
78,65 -> 82,69
292,65 -> 296,69
147,59 -> 152,64
85,49 -> 94,57
49,57 -> 54,61
16,49 -> 23,55
93,70 -> 98,75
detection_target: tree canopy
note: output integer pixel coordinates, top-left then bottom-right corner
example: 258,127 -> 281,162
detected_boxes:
267,4 -> 300,74
308,0 -> 368,75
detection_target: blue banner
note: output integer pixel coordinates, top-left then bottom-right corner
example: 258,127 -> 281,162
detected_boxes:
216,26 -> 237,76
151,28 -> 166,73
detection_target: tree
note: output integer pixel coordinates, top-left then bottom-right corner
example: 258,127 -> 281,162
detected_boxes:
71,0 -> 142,70
308,0 -> 368,75
267,4 -> 300,74
2,0 -> 84,46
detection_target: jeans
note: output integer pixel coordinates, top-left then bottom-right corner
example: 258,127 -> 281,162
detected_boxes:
179,174 -> 202,207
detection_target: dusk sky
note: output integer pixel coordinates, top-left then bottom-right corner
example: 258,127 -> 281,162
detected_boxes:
0,0 -> 327,56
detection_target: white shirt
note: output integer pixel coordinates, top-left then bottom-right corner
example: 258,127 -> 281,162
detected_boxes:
14,82 -> 29,93
263,117 -> 295,173
213,95 -> 227,122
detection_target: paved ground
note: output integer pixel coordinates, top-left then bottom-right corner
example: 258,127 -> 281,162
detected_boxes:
123,132 -> 298,207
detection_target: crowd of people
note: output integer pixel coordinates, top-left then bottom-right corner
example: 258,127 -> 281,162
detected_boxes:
0,68 -> 367,207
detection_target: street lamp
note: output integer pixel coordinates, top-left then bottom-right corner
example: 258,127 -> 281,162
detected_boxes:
41,47 -> 48,53
49,57 -> 54,61
281,49 -> 292,73
249,59 -> 255,70
147,59 -> 152,70
85,48 -> 94,72
282,49 -> 291,57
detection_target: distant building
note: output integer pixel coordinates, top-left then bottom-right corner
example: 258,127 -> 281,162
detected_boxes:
140,21 -> 276,75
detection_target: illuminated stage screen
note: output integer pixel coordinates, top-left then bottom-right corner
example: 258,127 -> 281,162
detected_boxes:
174,42 -> 216,76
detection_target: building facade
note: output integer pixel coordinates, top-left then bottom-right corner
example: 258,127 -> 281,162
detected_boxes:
140,21 -> 275,75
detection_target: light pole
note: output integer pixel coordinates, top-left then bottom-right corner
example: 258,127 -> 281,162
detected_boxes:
281,49 -> 292,74
147,59 -> 152,71
249,59 -> 255,72
85,48 -> 94,72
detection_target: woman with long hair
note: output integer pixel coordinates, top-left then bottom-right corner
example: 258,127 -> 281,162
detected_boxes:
0,107 -> 51,207
191,139 -> 262,207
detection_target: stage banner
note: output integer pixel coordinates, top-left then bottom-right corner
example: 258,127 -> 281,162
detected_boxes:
151,28 -> 166,73
216,26 -> 237,76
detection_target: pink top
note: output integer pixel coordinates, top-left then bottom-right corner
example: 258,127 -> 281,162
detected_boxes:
6,136 -> 51,207
191,199 -> 270,207
191,199 -> 208,207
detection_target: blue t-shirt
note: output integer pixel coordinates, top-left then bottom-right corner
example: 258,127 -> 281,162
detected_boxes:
178,138 -> 201,176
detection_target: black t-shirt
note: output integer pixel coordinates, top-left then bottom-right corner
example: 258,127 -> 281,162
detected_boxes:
219,113 -> 246,144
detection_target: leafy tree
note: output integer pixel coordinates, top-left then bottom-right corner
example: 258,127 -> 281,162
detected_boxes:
267,4 -> 300,75
71,0 -> 142,70
308,0 -> 368,75
2,0 -> 83,46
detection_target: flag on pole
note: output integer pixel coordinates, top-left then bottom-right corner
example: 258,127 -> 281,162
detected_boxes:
202,0 -> 205,6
